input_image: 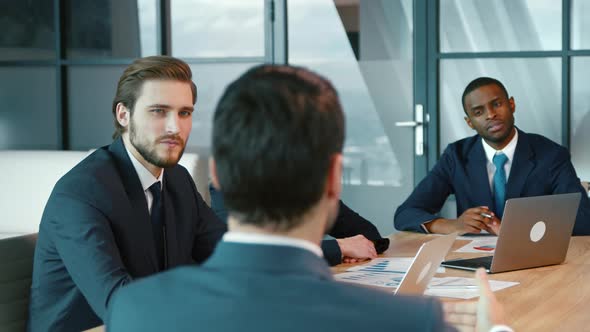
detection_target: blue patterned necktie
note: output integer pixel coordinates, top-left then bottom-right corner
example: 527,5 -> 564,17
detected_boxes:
148,182 -> 165,270
493,153 -> 509,218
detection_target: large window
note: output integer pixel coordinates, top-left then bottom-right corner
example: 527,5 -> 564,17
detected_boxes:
171,0 -> 265,58
288,0 -> 414,234
440,0 -> 562,52
437,0 -> 590,174
570,57 -> 590,180
0,0 -> 269,151
439,57 -> 561,150
0,1 -> 55,61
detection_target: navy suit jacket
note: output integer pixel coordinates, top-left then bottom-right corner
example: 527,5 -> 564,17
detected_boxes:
28,138 -> 227,332
210,185 -> 382,265
107,242 -> 450,332
395,129 -> 590,235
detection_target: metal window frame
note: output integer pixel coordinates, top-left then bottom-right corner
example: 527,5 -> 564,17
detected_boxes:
0,0 -> 275,150
2,0 -> 588,155
426,0 -> 584,171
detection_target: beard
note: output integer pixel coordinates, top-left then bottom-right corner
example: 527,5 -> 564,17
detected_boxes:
129,121 -> 186,169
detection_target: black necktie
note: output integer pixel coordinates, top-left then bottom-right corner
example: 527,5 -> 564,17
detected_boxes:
148,182 -> 165,270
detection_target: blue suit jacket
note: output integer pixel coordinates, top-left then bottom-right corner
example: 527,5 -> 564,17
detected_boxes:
210,185 -> 383,265
28,138 -> 227,332
395,129 -> 590,235
107,242 -> 450,332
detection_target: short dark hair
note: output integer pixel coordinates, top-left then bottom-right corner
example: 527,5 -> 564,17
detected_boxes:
111,56 -> 197,139
212,65 -> 345,231
461,77 -> 509,113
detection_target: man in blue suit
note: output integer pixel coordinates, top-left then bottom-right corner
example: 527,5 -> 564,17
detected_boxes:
395,77 -> 590,235
28,56 -> 227,332
107,65 -> 509,332
209,184 -> 385,265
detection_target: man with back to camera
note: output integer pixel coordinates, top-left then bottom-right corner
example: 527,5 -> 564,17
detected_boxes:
106,65 -> 511,332
395,77 -> 590,235
27,56 -> 227,332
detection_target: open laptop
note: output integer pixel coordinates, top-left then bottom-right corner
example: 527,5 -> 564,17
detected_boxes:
442,193 -> 581,274
395,232 -> 458,295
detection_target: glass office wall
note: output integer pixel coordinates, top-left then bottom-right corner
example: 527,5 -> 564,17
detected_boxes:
570,57 -> 590,181
171,0 -> 264,58
67,66 -> 125,150
435,0 -> 590,212
571,0 -> 590,50
187,62 -> 262,150
439,0 -> 564,151
439,58 -> 561,150
289,0 -> 414,234
64,0 -> 158,59
0,67 -> 58,149
0,0 -> 55,61
3,0 -> 590,216
570,0 -> 590,181
440,0 -> 561,52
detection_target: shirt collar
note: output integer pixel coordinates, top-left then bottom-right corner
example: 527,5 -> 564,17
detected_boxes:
222,232 -> 324,258
124,141 -> 163,191
482,128 -> 518,164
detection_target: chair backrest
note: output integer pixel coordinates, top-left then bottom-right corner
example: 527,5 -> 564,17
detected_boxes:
0,233 -> 37,332
0,149 -> 210,234
176,151 -> 210,205
0,151 -> 91,233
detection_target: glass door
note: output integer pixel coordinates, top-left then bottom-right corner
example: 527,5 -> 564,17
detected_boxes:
286,0 -> 426,234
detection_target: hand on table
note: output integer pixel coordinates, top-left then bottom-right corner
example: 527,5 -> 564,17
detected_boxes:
427,206 -> 501,235
442,268 -> 508,332
336,234 -> 378,263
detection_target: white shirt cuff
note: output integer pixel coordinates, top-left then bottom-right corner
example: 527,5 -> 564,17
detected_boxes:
421,220 -> 435,233
489,325 -> 514,332
420,224 -> 430,233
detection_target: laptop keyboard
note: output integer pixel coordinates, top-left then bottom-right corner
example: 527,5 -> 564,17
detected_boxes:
445,256 -> 493,270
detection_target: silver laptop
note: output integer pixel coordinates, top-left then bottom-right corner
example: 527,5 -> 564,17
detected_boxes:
395,232 -> 458,295
442,193 -> 581,274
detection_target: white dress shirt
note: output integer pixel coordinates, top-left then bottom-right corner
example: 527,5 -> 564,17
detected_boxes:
481,129 -> 518,194
125,143 -> 163,215
421,130 -> 518,232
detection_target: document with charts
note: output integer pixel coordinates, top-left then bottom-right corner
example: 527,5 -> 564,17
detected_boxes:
335,258 -> 519,298
344,257 -> 445,274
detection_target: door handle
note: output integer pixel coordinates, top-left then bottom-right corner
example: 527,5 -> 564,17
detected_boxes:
395,121 -> 421,127
394,104 -> 425,156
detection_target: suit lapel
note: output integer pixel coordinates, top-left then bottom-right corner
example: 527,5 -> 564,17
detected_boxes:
108,138 -> 160,272
162,173 -> 179,268
506,130 -> 535,200
465,139 -> 495,208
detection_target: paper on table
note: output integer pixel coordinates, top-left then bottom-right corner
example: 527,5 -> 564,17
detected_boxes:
425,276 -> 519,299
455,237 -> 498,253
335,272 -> 519,298
335,271 -> 405,288
346,257 -> 445,274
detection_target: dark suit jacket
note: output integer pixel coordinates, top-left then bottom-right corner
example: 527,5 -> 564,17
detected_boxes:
209,185 -> 382,265
107,242 -> 450,332
28,138 -> 227,332
395,129 -> 590,235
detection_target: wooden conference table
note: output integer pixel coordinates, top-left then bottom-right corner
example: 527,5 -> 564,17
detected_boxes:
86,232 -> 590,332
332,232 -> 590,332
